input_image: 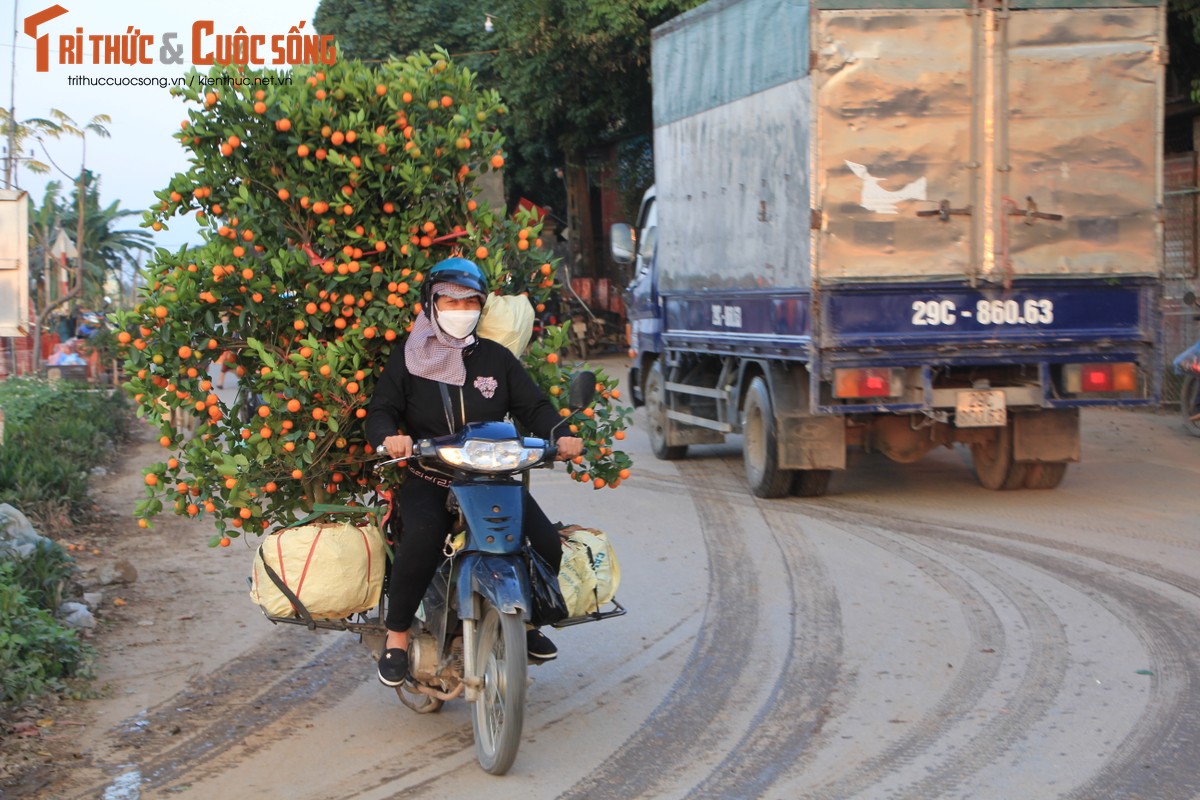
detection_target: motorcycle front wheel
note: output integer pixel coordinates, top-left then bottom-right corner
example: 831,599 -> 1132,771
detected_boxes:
471,600 -> 527,775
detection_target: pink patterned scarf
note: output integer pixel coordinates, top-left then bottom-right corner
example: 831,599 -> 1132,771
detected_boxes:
403,283 -> 483,385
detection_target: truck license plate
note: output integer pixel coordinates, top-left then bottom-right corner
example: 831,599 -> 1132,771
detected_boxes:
955,390 -> 1006,428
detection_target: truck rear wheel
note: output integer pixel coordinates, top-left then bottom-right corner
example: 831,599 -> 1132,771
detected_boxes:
970,421 -> 1028,490
742,377 -> 794,498
793,469 -> 832,498
646,360 -> 687,460
1023,462 -> 1068,490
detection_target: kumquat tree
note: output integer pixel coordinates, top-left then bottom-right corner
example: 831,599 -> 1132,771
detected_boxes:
118,51 -> 633,546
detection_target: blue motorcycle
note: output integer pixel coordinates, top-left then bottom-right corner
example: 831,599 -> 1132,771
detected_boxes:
372,371 -> 610,774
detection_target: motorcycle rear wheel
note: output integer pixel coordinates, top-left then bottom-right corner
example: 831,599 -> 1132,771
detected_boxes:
1181,374 -> 1200,438
471,601 -> 527,775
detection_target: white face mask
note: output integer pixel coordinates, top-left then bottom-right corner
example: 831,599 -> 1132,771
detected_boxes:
436,308 -> 481,340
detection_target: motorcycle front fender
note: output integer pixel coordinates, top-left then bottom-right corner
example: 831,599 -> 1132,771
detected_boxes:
456,552 -> 530,622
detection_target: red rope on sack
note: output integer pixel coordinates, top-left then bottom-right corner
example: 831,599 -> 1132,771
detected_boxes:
274,532 -> 292,612
358,525 -> 372,604
295,528 -> 323,601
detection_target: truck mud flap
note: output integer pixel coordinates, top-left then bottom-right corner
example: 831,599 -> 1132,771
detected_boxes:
762,362 -> 846,470
780,414 -> 846,471
1012,409 -> 1080,463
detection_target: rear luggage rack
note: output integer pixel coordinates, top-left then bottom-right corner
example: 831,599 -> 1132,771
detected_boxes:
552,598 -> 628,628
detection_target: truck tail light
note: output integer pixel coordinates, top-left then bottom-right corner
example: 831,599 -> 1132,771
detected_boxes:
1063,362 -> 1137,393
833,367 -> 903,399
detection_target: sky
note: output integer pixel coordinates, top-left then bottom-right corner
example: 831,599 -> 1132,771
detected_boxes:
1,0 -> 323,255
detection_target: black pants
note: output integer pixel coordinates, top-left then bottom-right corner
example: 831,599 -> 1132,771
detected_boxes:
384,472 -> 563,632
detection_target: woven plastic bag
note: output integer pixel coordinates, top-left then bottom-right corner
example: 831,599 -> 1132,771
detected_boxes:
250,515 -> 386,620
477,293 -> 535,357
557,526 -> 621,618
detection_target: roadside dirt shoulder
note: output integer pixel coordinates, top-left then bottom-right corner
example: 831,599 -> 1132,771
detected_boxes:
1,420 -> 271,798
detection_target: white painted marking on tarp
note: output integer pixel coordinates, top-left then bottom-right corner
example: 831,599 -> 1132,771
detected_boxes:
846,160 -> 928,214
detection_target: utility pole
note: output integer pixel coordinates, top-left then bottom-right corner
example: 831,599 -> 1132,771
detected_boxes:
74,162 -> 85,304
5,0 -> 18,190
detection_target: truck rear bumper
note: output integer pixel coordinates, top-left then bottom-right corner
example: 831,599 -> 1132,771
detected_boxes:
814,356 -> 1158,417
812,278 -> 1161,415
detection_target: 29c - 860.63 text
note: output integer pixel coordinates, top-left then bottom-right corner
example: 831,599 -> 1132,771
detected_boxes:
911,298 -> 1055,327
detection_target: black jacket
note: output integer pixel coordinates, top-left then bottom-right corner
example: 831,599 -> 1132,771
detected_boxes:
364,338 -> 561,447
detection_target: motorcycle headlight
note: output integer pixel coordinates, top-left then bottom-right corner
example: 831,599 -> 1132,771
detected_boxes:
436,439 -> 544,472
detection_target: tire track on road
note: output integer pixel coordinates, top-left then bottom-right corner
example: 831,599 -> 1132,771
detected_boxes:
555,460 -> 768,800
647,456 -> 1041,800
682,496 -> 840,800
812,501 -> 1200,800
56,633 -> 368,798
824,524 -> 1069,799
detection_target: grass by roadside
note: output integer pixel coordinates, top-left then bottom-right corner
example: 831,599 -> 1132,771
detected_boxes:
1,378 -> 133,712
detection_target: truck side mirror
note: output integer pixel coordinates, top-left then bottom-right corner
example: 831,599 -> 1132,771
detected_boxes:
610,223 -> 635,265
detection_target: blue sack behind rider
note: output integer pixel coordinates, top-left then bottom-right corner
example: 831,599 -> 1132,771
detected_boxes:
364,257 -> 583,687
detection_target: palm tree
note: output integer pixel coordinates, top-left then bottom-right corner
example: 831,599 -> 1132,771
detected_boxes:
59,175 -> 153,305
26,181 -> 66,316
25,111 -> 111,301
28,176 -> 153,353
1,109 -> 59,188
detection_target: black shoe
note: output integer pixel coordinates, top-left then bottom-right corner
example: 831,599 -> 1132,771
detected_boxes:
377,648 -> 409,686
526,629 -> 558,661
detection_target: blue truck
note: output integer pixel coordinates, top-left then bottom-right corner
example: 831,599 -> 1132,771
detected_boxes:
612,0 -> 1166,496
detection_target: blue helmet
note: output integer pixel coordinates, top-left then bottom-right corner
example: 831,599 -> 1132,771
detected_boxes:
422,257 -> 487,316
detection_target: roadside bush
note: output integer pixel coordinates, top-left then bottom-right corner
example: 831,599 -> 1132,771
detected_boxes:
0,560 -> 93,708
6,538 -> 74,612
0,379 -> 130,528
0,380 -> 117,711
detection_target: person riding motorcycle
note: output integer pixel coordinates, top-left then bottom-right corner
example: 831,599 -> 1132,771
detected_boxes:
364,257 -> 583,687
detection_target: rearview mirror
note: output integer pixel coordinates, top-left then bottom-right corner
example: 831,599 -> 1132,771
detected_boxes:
610,223 -> 634,265
569,370 -> 596,410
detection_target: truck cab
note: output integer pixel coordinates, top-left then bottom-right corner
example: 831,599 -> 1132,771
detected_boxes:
612,187 -> 660,407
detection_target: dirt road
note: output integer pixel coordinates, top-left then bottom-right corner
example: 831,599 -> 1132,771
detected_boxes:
3,360 -> 1199,799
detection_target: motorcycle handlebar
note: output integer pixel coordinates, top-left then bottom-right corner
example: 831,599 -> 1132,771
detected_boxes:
371,440 -> 420,473
372,439 -> 558,474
